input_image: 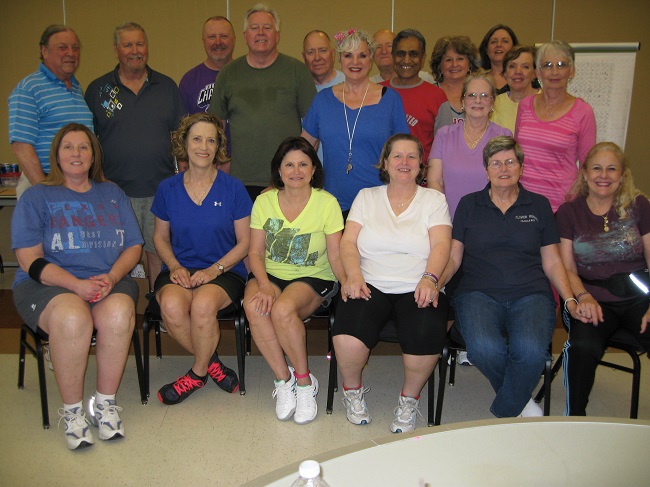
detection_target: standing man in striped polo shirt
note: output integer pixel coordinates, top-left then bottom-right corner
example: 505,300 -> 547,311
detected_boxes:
8,25 -> 93,198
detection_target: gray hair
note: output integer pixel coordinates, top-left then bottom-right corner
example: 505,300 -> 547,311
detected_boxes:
483,136 -> 525,169
39,25 -> 78,61
244,3 -> 280,31
535,40 -> 574,67
113,22 -> 147,46
462,72 -> 497,100
335,29 -> 376,57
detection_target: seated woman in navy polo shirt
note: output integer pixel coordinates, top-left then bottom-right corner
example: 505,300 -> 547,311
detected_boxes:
440,136 -> 590,418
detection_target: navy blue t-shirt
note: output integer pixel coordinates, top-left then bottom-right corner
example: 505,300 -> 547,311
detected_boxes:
452,184 -> 559,302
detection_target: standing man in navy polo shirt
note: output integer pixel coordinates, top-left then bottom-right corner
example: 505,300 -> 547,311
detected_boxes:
9,25 -> 93,198
85,22 -> 183,289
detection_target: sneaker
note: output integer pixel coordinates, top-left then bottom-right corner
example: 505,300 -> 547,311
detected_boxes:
457,351 -> 473,366
207,355 -> 240,393
272,366 -> 297,420
294,374 -> 319,425
158,370 -> 206,405
518,398 -> 543,417
342,386 -> 372,425
58,407 -> 95,450
390,395 -> 423,433
87,395 -> 124,440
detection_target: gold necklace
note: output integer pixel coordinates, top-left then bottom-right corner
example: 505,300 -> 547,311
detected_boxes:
187,170 -> 216,206
463,122 -> 489,149
602,213 -> 610,232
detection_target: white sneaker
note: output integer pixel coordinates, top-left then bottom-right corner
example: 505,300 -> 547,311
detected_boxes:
457,351 -> 473,365
342,386 -> 372,425
390,395 -> 422,433
518,398 -> 543,417
58,406 -> 95,450
294,374 -> 319,424
272,366 -> 297,420
87,395 -> 125,440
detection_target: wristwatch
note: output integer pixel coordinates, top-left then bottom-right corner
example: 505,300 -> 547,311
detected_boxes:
216,262 -> 225,275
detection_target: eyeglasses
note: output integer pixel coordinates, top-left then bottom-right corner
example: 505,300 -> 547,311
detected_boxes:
487,158 -> 519,170
463,92 -> 493,100
540,61 -> 571,70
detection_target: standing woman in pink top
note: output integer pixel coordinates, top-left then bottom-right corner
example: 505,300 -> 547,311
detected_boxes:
515,40 -> 596,212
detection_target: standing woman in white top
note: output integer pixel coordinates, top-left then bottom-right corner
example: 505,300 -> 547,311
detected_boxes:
332,133 -> 451,434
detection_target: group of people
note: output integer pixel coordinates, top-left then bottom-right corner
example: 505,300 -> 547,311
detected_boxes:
8,2 -> 649,451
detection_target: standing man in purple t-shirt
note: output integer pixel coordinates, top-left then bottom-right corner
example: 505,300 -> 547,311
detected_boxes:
179,16 -> 236,115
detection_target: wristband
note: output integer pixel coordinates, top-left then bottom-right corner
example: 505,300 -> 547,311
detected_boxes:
423,272 -> 439,283
421,274 -> 439,289
576,291 -> 591,301
563,297 -> 579,314
28,258 -> 51,283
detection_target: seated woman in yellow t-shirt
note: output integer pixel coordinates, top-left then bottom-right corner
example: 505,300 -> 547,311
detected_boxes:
244,136 -> 346,425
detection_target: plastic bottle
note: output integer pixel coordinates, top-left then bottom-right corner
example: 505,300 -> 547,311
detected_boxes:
290,460 -> 331,487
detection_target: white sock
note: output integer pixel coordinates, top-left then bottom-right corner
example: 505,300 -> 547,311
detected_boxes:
519,398 -> 543,417
95,392 -> 116,405
63,401 -> 83,412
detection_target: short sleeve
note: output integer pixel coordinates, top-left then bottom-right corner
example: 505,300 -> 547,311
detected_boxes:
151,179 -> 171,222
322,193 -> 344,234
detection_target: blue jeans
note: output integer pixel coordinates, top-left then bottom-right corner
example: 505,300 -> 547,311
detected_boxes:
453,292 -> 556,417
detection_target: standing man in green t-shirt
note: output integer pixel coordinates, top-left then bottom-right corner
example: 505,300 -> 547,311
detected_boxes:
208,3 -> 316,200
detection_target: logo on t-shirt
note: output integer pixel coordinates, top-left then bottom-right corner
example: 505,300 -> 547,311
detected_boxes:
264,218 -> 317,266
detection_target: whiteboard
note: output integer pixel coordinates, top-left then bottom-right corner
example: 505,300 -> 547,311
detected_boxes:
570,52 -> 636,148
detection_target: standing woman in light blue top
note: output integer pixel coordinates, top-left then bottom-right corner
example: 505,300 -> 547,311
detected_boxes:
12,123 -> 143,450
301,28 -> 409,216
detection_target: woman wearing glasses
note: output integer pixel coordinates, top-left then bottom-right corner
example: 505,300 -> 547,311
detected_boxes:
515,40 -> 596,212
427,73 -> 510,217
440,136 -> 588,418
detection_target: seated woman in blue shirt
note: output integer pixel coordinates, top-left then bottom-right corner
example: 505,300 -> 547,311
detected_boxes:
440,135 -> 590,417
152,113 -> 252,405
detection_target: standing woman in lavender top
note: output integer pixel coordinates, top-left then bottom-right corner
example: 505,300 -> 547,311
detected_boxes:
515,40 -> 596,212
427,73 -> 511,218
301,28 -> 409,215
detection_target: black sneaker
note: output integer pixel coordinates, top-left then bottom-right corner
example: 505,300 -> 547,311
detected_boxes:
158,370 -> 206,405
207,355 -> 239,393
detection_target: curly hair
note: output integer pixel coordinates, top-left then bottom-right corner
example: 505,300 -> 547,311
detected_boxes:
375,133 -> 426,185
478,25 -> 519,70
335,29 -> 376,57
43,123 -> 105,186
171,113 -> 229,167
567,142 -> 647,219
429,35 -> 480,82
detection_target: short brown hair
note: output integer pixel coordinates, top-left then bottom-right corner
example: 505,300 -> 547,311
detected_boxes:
43,124 -> 105,186
376,133 -> 426,185
270,137 -> 324,189
171,113 -> 229,167
429,35 -> 479,82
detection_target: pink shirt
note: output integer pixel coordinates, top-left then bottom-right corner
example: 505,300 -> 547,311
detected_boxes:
515,95 -> 596,212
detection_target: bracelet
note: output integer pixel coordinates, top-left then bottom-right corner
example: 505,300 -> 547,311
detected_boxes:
576,291 -> 591,301
563,297 -> 579,313
28,258 -> 51,283
421,274 -> 439,289
423,272 -> 439,283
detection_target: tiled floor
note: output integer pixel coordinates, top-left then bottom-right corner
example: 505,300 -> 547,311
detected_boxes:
1,266 -> 648,485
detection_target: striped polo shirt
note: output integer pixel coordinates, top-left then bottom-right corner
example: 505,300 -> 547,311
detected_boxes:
8,63 -> 93,174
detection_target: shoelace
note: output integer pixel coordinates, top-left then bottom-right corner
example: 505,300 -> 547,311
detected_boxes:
394,399 -> 424,423
58,408 -> 88,431
296,383 -> 316,405
173,375 -> 204,394
272,380 -> 295,400
207,361 -> 226,382
96,403 -> 124,425
346,387 -> 371,413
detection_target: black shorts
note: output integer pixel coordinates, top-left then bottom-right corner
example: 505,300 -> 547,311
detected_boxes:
332,283 -> 448,355
13,276 -> 139,332
155,269 -> 246,308
249,272 -> 339,308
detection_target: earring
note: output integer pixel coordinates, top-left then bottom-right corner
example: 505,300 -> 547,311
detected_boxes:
461,104 -> 465,111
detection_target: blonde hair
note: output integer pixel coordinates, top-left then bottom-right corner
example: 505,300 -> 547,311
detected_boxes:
171,113 -> 229,167
567,142 -> 646,219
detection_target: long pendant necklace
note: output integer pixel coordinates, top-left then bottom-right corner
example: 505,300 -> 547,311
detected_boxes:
343,82 -> 370,174
463,121 -> 489,149
187,170 -> 215,206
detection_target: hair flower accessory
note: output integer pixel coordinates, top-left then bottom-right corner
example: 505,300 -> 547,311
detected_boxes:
334,28 -> 357,45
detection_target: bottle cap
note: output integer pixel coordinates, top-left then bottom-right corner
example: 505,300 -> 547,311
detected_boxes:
298,460 -> 320,479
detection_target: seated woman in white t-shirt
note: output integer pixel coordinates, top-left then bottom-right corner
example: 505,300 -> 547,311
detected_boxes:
332,133 -> 451,434
244,137 -> 346,425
